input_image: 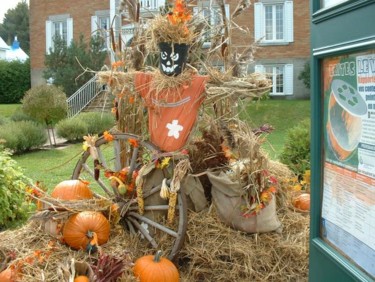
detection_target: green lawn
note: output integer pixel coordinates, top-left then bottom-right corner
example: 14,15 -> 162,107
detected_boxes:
11,99 -> 310,190
242,99 -> 311,159
0,104 -> 21,118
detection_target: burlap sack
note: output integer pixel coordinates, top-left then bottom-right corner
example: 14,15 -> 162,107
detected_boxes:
207,170 -> 282,233
181,174 -> 209,212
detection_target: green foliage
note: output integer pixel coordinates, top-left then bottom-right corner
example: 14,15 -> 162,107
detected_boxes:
298,61 -> 310,89
279,119 -> 311,176
10,111 -> 36,122
0,2 -> 29,54
22,85 -> 68,125
43,35 -> 106,96
56,118 -> 88,142
0,145 -> 32,230
0,59 -> 31,103
55,112 -> 115,141
78,112 -> 116,134
0,121 -> 47,153
0,116 -> 8,125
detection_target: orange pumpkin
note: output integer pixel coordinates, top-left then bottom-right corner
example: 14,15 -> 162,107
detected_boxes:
63,211 -> 110,252
74,275 -> 90,282
0,268 -> 14,282
51,180 -> 93,200
292,193 -> 310,211
133,251 -> 179,282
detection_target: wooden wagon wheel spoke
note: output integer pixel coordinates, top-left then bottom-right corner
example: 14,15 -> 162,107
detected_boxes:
127,217 -> 158,248
128,212 -> 178,237
72,133 -> 188,262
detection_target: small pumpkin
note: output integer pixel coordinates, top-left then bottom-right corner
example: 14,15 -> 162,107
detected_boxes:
51,179 -> 93,200
63,211 -> 110,252
292,193 -> 310,211
0,268 -> 14,282
133,251 -> 179,282
74,275 -> 90,282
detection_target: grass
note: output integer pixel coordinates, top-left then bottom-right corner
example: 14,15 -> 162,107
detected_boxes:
0,104 -> 21,118
241,99 -> 311,159
10,99 -> 310,190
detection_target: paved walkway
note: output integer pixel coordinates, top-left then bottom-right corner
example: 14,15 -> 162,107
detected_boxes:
44,128 -> 68,147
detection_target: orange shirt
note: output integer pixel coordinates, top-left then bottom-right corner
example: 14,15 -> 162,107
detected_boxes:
135,72 -> 207,152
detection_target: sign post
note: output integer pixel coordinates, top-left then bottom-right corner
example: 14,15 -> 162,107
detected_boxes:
310,0 -> 375,281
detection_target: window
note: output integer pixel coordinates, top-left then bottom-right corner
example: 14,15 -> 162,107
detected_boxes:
91,12 -> 110,50
254,1 -> 293,44
255,64 -> 294,95
193,2 -> 230,47
46,15 -> 73,53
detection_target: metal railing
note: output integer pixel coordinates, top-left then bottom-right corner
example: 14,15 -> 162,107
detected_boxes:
66,75 -> 103,118
140,0 -> 164,10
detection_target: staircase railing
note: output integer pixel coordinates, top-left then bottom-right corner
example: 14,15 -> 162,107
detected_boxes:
66,74 -> 103,118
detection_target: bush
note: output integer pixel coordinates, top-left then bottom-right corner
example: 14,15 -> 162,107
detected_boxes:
0,116 -> 8,125
0,121 -> 47,153
78,112 -> 116,134
22,85 -> 68,126
0,145 -> 32,230
56,118 -> 88,142
10,110 -> 37,122
279,119 -> 311,176
0,59 -> 31,103
298,61 -> 310,89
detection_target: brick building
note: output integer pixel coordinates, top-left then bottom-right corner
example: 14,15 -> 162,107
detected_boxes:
29,0 -> 310,98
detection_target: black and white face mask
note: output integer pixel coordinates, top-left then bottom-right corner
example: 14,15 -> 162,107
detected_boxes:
158,43 -> 189,76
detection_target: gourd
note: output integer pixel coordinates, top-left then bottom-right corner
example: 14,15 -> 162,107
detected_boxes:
133,251 -> 179,282
292,193 -> 310,211
51,180 -> 93,200
74,275 -> 90,282
63,211 -> 110,252
0,268 -> 14,282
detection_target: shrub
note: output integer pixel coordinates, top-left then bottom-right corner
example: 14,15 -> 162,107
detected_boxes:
78,112 -> 116,134
279,118 -> 311,176
0,116 -> 8,125
0,121 -> 47,153
22,85 -> 68,126
0,145 -> 32,230
298,61 -> 310,89
56,118 -> 88,142
0,59 -> 31,103
10,110 -> 36,122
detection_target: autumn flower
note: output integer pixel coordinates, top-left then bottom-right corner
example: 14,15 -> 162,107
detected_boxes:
128,138 -> 139,148
167,0 -> 192,26
103,131 -> 115,142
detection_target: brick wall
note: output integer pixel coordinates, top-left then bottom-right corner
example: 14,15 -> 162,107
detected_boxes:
30,0 -> 110,85
228,0 -> 310,58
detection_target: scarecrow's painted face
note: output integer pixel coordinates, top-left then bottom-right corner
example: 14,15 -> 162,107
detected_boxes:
159,43 -> 189,76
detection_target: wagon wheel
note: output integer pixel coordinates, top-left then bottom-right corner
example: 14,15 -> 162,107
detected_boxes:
72,133 -> 188,261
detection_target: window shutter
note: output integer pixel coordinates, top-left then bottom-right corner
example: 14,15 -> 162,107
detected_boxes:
284,1 -> 293,42
254,64 -> 265,74
45,20 -> 52,54
67,17 -> 73,46
254,3 -> 264,41
91,16 -> 98,35
284,64 -> 294,95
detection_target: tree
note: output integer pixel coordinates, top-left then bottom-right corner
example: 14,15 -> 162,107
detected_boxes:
298,61 -> 310,89
43,35 -> 107,96
22,85 -> 68,147
0,1 -> 29,54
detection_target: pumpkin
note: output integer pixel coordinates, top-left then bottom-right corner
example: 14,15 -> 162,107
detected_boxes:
74,275 -> 90,282
292,193 -> 310,211
133,251 -> 179,282
51,180 -> 93,200
0,268 -> 14,282
63,211 -> 110,252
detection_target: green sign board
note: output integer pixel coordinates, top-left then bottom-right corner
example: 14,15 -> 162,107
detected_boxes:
310,0 -> 375,281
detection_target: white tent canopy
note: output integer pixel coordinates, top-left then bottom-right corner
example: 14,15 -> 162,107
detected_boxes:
5,36 -> 29,62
